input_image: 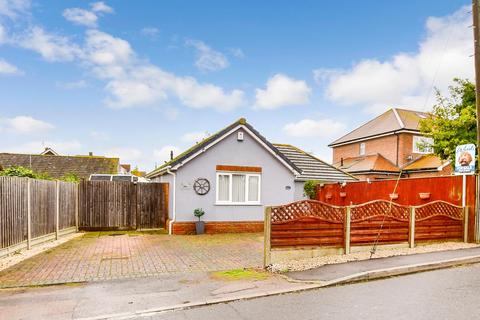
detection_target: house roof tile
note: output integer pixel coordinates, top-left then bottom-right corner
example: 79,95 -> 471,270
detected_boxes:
329,108 -> 429,146
335,154 -> 400,173
0,153 -> 119,179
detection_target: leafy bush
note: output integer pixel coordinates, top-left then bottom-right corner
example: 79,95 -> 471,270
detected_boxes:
303,180 -> 321,199
0,166 -> 44,179
193,208 -> 205,221
0,166 -> 78,182
61,173 -> 80,183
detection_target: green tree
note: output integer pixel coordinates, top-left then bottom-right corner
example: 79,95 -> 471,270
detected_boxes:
419,78 -> 477,163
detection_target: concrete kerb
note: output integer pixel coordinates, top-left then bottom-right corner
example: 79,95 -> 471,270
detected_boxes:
75,254 -> 480,320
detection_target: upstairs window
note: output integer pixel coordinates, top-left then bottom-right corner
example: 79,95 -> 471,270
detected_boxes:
359,142 -> 366,156
216,172 -> 261,205
413,136 -> 434,154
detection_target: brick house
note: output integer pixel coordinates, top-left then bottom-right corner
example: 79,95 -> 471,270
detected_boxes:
329,108 -> 451,180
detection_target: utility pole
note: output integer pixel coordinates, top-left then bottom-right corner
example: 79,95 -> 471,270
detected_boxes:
472,0 -> 480,242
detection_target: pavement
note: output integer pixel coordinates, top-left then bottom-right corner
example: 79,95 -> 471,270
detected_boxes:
2,246 -> 480,320
0,232 -> 263,288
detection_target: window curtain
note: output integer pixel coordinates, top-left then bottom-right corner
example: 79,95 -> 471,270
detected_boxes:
218,175 -> 230,201
232,174 -> 246,202
248,176 -> 259,201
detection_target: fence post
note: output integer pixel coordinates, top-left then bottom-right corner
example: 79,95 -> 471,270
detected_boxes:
55,180 -> 59,240
27,178 -> 32,250
409,206 -> 415,249
75,184 -> 79,232
344,206 -> 351,255
464,206 -> 469,243
263,206 -> 272,267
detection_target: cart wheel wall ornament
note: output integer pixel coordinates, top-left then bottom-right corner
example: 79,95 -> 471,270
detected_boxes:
193,178 -> 210,195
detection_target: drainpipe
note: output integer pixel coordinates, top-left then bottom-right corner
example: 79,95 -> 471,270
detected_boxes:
166,167 -> 176,235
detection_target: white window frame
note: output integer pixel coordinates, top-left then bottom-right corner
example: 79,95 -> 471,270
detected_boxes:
413,136 -> 434,154
359,142 -> 366,156
215,172 -> 261,205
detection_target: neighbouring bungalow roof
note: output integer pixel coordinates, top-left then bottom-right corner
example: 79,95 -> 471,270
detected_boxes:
273,144 -> 357,182
0,153 -> 119,179
329,108 -> 429,147
335,154 -> 401,174
402,154 -> 450,171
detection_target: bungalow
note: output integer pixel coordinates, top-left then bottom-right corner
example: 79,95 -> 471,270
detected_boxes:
146,118 -> 356,234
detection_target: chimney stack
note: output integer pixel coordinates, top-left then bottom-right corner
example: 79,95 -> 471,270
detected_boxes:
170,150 -> 174,160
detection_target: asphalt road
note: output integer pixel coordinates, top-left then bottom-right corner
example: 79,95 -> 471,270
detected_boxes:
141,264 -> 480,320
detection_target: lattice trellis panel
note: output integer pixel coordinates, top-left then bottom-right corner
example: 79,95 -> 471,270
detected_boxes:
270,200 -> 344,224
415,201 -> 463,221
350,200 -> 409,222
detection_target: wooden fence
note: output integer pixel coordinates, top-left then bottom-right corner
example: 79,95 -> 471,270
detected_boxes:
0,177 -> 78,257
316,175 -> 476,242
78,180 -> 168,230
264,199 -> 467,266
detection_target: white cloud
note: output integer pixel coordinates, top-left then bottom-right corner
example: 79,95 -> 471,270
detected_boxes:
63,8 -> 98,27
283,118 -> 347,139
90,1 -> 114,14
0,0 -> 30,19
8,18 -> 244,111
56,79 -> 88,90
104,147 -> 143,163
185,39 -> 229,72
153,145 -> 181,164
141,27 -> 160,39
82,31 -> 244,110
181,131 -> 209,143
0,58 -> 22,74
255,74 -> 311,109
0,115 -> 54,134
18,26 -> 82,62
228,48 -> 245,59
315,6 -> 473,114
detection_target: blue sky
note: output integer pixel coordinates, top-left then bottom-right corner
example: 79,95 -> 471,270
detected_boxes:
0,0 -> 474,171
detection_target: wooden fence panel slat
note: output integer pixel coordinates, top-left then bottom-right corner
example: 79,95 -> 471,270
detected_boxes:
78,181 -> 168,230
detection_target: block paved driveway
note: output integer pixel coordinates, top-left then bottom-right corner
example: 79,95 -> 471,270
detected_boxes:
0,232 -> 263,288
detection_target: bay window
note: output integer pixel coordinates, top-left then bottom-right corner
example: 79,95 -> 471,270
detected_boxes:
216,172 -> 261,204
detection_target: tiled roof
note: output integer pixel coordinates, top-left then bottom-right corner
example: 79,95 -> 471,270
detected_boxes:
403,155 -> 450,171
273,144 -> 357,182
0,153 -> 119,179
147,118 -> 301,178
335,154 -> 400,173
329,108 -> 429,146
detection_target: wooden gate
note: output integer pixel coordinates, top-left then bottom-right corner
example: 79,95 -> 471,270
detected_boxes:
78,181 -> 168,230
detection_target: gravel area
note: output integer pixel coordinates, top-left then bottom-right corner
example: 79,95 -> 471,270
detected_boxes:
269,242 -> 480,273
0,232 -> 83,272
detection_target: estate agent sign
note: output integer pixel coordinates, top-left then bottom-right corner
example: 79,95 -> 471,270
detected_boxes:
454,144 -> 476,175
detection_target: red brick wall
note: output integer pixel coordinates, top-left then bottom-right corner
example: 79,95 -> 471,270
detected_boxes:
333,135 -> 398,165
170,221 -> 264,235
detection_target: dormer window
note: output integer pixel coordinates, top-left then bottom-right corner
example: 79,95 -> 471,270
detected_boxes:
359,143 -> 366,156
